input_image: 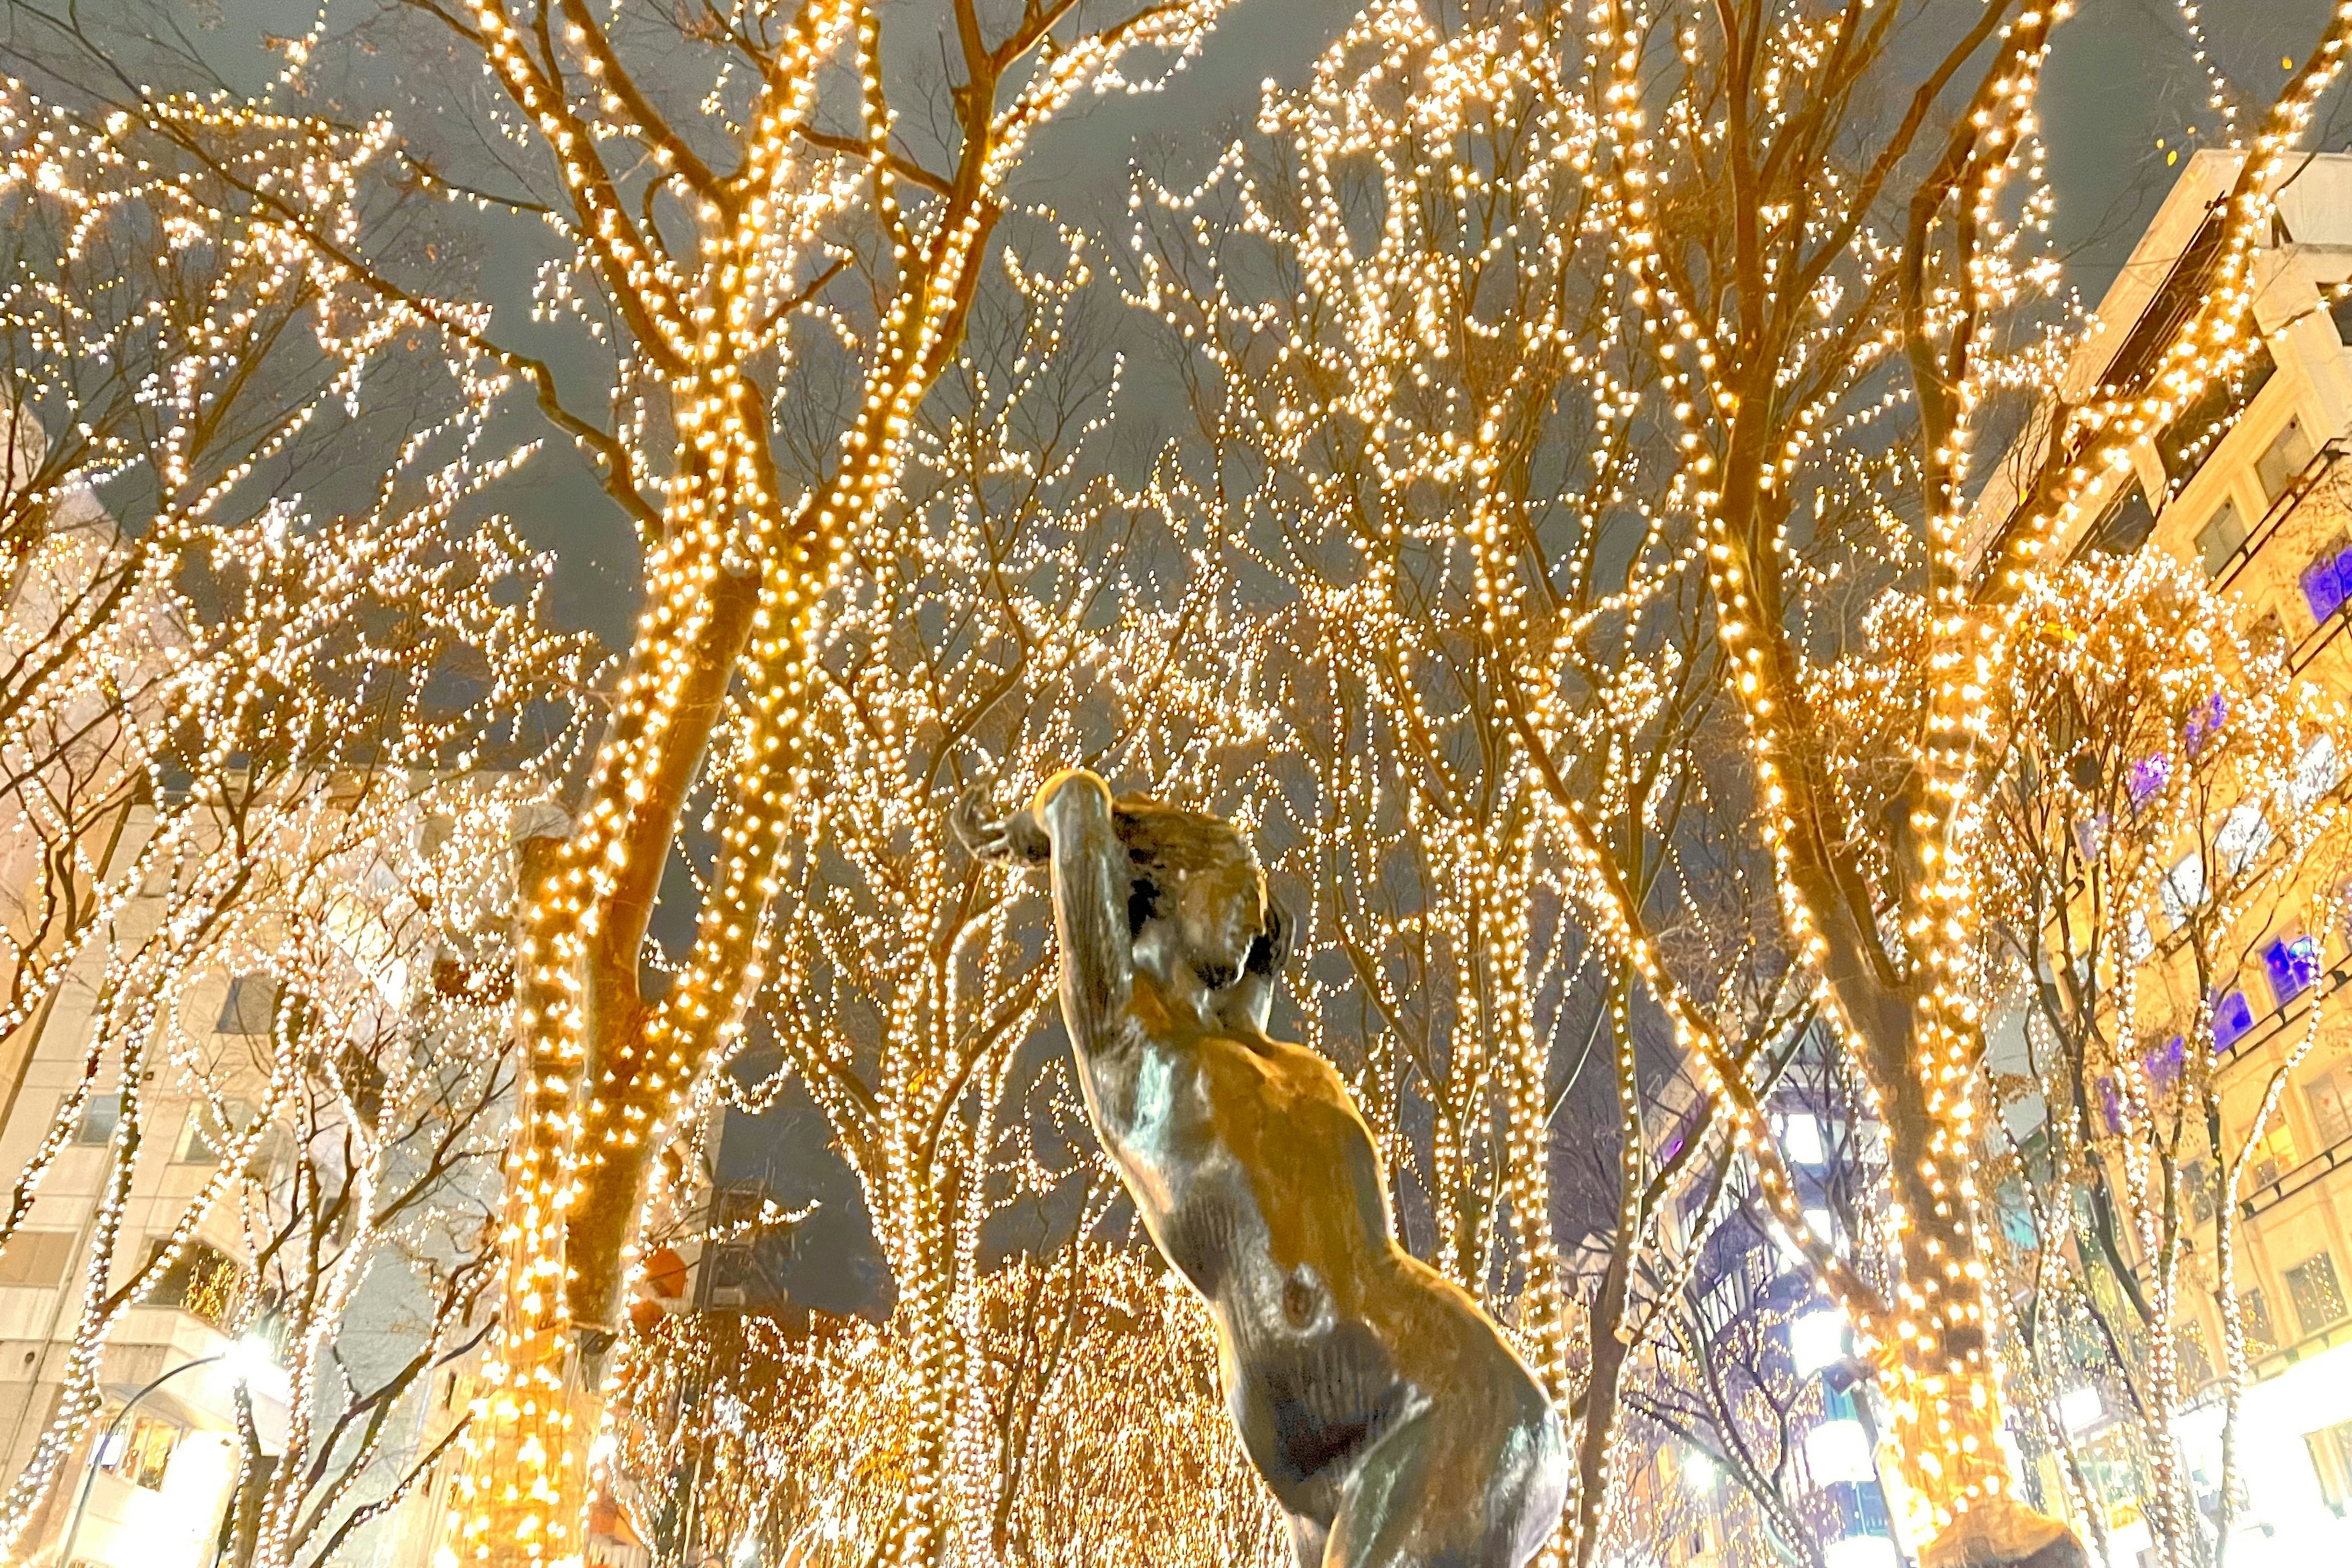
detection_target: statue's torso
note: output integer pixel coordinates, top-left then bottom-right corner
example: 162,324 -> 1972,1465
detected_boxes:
1079,981 -> 1492,1515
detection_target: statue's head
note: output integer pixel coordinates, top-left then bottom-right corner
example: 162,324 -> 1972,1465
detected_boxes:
1113,798 -> 1292,1033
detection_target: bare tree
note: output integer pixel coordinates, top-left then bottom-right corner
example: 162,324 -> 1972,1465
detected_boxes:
0,70 -> 589,1559
1965,552 -> 2347,1568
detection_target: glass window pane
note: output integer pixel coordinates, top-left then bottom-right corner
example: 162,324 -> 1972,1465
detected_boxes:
2212,989 -> 2256,1050
72,1092 -> 119,1146
2287,1251 -> 2348,1337
2241,1288 -> 2277,1355
2197,499 -> 2246,576
2264,933 -> 2321,1006
2261,418 -> 2316,503
216,974 -> 279,1036
2310,1061 -> 2352,1148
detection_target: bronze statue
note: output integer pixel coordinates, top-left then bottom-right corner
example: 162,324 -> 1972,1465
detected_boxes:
958,770 -> 1567,1568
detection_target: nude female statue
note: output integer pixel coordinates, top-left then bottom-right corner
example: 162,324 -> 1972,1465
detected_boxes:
957,770 -> 1567,1568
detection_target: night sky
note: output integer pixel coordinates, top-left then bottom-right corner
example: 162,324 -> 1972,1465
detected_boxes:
119,0 -> 2352,1316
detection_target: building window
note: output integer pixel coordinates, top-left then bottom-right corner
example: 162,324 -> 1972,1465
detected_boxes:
2259,417 -> 2316,503
2219,802 -> 2274,874
2161,853 -> 2208,928
2241,1288 -> 2278,1355
2212,989 -> 2255,1050
0,1231 -> 75,1289
2310,1059 -> 2352,1148
2301,532 -> 2352,625
70,1092 -> 120,1146
2174,1320 -> 2214,1396
2196,499 -> 2247,577
96,1409 -> 178,1491
2288,1251 -> 2350,1336
2086,480 -> 2158,556
2264,933 -> 2321,1006
138,1238 -> 247,1328
2294,732 -> 2342,809
216,974 -> 280,1036
2248,1125 -> 2299,1189
2310,1419 -> 2352,1517
176,1100 -> 254,1165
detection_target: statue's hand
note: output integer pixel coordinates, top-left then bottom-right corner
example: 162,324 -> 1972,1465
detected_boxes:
952,788 -> 1052,867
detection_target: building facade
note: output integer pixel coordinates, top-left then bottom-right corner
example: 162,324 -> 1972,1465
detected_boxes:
1973,149 -> 2352,1567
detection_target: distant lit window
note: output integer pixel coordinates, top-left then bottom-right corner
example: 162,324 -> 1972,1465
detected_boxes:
2263,933 -> 2321,1006
138,1237 -> 247,1328
1804,1417 -> 1875,1485
2248,1125 -> 2299,1189
2258,417 -> 2316,503
99,1409 -> 178,1491
1779,1112 -> 1826,1166
2287,1251 -> 2348,1336
2196,499 -> 2247,577
2146,1034 -> 2185,1085
2211,989 -> 2256,1050
2241,1287 -> 2278,1356
2301,533 -> 2352,625
2310,1060 -> 2352,1148
71,1092 -> 120,1146
2294,733 -> 2343,810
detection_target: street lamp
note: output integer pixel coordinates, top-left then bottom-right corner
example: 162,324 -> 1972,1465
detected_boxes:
56,1332 -> 277,1568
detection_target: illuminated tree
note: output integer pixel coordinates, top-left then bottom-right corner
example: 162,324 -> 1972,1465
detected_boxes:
1963,553 -> 2347,1567
0,71 -> 589,1559
1126,4 -> 1833,1558
208,778 -> 545,1568
241,2 -> 1257,1552
1542,4 -> 2352,1560
603,1246 -> 1286,1568
725,221 -> 1262,1563
1127,0 -> 2352,1560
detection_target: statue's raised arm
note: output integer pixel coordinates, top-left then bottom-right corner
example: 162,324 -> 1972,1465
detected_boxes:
959,769 -> 1567,1568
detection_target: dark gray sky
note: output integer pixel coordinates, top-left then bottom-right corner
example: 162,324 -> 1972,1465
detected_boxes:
162,0 -> 2346,1315
171,0 -> 2339,650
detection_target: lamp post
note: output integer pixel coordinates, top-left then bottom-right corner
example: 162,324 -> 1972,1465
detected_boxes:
55,1335 -> 273,1568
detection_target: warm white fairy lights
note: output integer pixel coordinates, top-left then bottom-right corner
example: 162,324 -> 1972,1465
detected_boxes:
1543,0 -> 2352,1556
0,66 -> 590,1564
602,1249 -> 1288,1568
1964,550 -> 2349,1563
409,4 -> 1244,1561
